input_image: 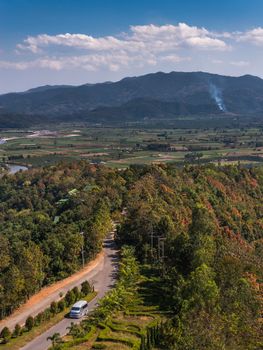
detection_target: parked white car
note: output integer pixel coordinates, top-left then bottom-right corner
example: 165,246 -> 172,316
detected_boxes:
69,300 -> 88,318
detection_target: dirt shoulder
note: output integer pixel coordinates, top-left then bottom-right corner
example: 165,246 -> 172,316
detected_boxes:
0,250 -> 104,330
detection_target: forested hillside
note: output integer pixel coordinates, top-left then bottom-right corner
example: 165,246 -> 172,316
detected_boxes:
0,110 -> 43,128
118,164 -> 263,349
0,162 -> 262,348
2,72 -> 263,126
0,162 -> 124,319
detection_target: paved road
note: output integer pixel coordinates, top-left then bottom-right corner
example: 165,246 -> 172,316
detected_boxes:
1,244 -> 105,331
21,235 -> 118,350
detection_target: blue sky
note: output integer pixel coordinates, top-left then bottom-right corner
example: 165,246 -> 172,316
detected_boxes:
1,0 -> 263,93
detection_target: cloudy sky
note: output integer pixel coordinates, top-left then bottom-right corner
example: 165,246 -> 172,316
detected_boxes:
1,0 -> 263,93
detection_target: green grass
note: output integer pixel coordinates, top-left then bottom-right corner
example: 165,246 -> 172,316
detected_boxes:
66,266 -> 164,350
60,326 -> 98,349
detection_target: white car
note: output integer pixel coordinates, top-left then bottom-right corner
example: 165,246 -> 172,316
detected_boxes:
69,300 -> 88,318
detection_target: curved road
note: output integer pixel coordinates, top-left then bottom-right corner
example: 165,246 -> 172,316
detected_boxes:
19,235 -> 118,350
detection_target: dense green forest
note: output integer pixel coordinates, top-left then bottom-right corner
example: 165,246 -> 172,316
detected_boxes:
0,162 -> 124,318
118,164 -> 263,349
0,161 -> 262,348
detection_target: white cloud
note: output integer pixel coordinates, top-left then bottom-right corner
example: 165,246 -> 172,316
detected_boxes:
17,23 -> 229,55
0,60 -> 32,70
211,31 -> 235,39
211,59 -> 249,67
212,59 -> 223,64
5,23 -> 222,72
230,60 -> 250,67
130,23 -> 228,51
185,36 -> 226,49
17,33 -> 144,53
0,52 -> 159,72
237,27 -> 263,45
160,54 -> 191,63
4,23 -> 256,74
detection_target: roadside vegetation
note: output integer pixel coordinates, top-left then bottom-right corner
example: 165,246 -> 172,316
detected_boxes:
48,246 -> 164,350
0,283 -> 96,349
0,161 -> 124,319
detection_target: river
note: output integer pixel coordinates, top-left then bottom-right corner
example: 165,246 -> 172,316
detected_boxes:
6,164 -> 28,174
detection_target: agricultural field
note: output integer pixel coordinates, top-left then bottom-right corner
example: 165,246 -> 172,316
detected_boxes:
1,125 -> 263,168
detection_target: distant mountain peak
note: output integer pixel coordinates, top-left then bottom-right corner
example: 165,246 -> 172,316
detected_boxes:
0,71 -> 263,127
25,84 -> 73,94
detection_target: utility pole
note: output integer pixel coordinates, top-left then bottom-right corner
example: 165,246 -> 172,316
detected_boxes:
80,231 -> 85,269
150,225 -> 154,259
158,237 -> 165,260
149,225 -> 165,263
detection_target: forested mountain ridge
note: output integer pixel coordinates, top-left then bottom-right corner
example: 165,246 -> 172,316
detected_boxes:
120,164 -> 263,242
0,162 -> 262,348
0,162 -> 124,319
1,72 -> 263,126
0,110 -> 43,128
118,164 -> 263,349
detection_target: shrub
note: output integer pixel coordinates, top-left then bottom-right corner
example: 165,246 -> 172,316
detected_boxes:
47,332 -> 63,347
12,324 -> 21,338
58,299 -> 66,312
20,326 -> 26,335
67,322 -> 83,339
0,327 -> 11,343
34,312 -> 44,326
72,286 -> 80,300
43,308 -> 52,321
25,316 -> 34,331
65,290 -> 75,306
92,343 -> 107,349
81,280 -> 91,296
50,301 -> 58,315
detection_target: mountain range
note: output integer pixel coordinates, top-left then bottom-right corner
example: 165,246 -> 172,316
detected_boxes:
1,71 -> 263,127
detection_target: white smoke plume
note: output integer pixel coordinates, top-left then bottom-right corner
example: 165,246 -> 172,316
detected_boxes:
209,83 -> 226,112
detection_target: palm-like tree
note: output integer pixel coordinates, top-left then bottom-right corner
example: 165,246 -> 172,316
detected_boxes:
47,332 -> 63,348
66,322 -> 82,338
